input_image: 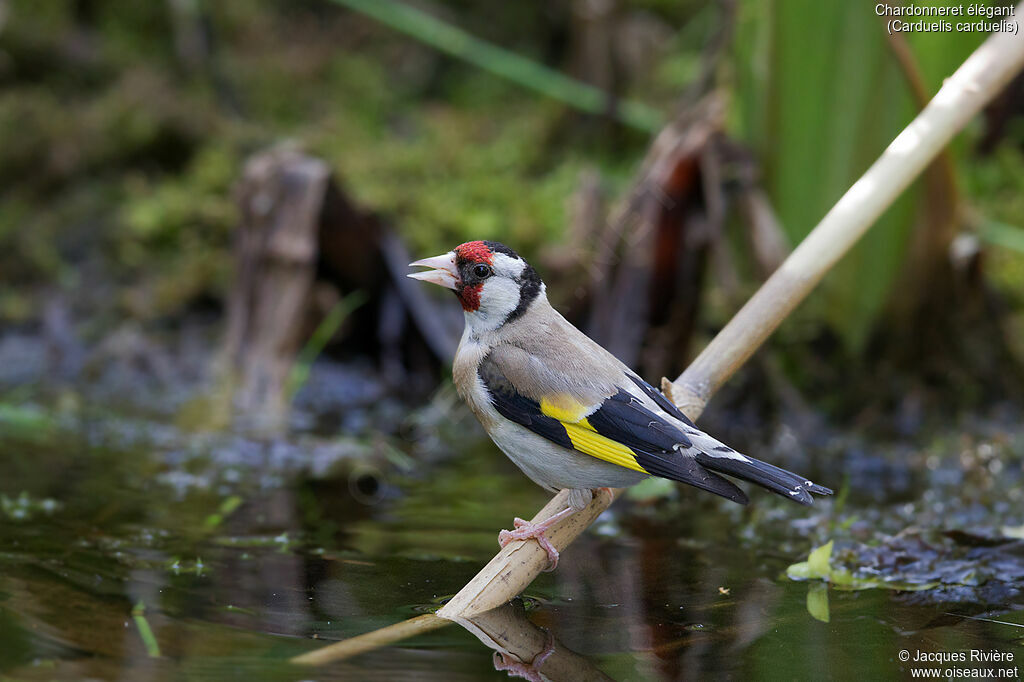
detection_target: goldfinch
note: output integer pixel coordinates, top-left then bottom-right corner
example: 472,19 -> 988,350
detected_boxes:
410,240 -> 831,568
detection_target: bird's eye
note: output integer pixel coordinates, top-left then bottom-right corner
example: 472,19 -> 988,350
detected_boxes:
473,264 -> 492,279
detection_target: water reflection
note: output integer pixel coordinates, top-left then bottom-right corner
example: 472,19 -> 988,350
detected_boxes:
454,600 -> 614,682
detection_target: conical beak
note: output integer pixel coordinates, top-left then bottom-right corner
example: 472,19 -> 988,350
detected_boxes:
408,251 -> 459,290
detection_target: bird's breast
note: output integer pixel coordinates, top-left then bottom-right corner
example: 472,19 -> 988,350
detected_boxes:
452,331 -> 501,428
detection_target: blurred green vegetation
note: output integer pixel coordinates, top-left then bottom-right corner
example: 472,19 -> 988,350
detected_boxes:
732,0 -> 999,350
1,0 -> 1023,368
0,0 -> 650,320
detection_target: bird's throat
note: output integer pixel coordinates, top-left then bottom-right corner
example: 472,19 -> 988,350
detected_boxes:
456,282 -> 482,312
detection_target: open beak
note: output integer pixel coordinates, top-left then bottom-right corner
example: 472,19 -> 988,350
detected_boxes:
408,251 -> 459,290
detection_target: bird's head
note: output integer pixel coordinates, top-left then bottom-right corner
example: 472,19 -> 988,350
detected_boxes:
409,240 -> 543,333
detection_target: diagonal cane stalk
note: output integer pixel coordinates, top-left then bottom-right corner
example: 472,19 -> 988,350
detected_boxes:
293,11 -> 1024,664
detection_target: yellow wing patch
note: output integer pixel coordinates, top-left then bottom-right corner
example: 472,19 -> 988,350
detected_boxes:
563,422 -> 648,473
539,394 -> 591,423
539,394 -> 649,474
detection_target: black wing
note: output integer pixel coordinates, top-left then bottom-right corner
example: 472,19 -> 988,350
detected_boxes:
478,353 -> 749,504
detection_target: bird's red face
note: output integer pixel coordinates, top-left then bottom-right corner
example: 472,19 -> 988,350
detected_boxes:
409,240 -> 543,328
451,241 -> 494,311
406,240 -> 492,311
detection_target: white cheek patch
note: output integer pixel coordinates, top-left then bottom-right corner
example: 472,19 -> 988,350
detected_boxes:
480,276 -> 521,319
491,252 -> 526,279
466,276 -> 521,333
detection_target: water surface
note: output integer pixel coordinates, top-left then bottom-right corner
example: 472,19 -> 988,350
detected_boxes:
1,388 -> 1021,680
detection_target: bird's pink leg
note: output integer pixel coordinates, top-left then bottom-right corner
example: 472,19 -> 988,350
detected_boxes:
498,506 -> 576,571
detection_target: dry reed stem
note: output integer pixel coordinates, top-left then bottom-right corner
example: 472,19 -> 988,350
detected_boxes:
665,12 -> 1024,411
290,613 -> 448,665
436,487 -> 618,619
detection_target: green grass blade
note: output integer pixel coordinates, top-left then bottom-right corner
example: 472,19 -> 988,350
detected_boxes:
132,600 -> 162,658
330,0 -> 663,133
980,220 -> 1024,254
286,290 -> 368,401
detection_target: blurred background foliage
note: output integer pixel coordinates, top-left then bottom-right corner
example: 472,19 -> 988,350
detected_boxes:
1,0 -> 1023,398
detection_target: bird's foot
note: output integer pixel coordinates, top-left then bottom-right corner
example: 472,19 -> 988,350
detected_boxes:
492,632 -> 555,682
498,518 -> 561,570
498,507 -> 575,572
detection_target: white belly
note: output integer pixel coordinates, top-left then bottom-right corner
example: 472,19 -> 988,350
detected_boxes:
488,418 -> 649,492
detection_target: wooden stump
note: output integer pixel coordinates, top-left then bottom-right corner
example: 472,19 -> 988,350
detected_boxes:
222,147 -> 330,430
220,146 -> 461,431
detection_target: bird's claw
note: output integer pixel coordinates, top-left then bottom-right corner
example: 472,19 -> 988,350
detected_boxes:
498,517 -> 561,571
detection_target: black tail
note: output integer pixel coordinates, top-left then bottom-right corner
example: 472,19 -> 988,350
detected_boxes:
693,452 -> 832,506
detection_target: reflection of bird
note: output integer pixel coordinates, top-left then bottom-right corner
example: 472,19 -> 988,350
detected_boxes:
410,241 -> 831,569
